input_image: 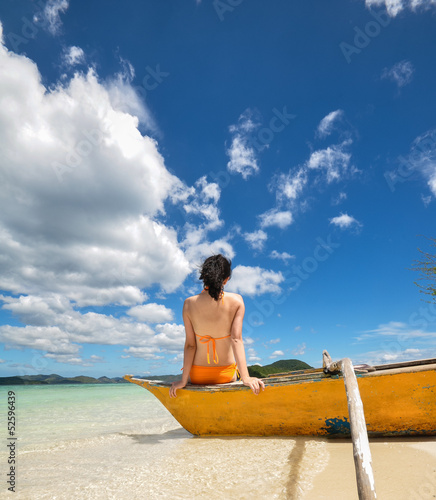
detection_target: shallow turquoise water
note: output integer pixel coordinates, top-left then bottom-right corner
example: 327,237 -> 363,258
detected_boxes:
0,384 -> 296,499
1,384 -> 170,448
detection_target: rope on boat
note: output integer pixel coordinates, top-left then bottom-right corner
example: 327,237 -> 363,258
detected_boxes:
323,350 -> 377,500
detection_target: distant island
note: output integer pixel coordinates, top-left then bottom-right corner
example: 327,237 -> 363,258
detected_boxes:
0,359 -> 313,385
0,374 -> 130,385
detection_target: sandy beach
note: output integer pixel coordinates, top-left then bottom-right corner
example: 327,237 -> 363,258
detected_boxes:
3,384 -> 435,499
304,437 -> 436,499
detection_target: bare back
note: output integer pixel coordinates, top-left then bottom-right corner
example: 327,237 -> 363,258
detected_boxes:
184,290 -> 244,367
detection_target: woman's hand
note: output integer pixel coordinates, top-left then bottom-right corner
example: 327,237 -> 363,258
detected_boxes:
241,377 -> 265,395
169,380 -> 187,398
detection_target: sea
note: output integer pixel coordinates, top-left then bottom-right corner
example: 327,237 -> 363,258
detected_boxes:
1,384 -> 435,500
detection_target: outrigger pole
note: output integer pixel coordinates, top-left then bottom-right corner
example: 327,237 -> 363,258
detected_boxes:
323,350 -> 377,500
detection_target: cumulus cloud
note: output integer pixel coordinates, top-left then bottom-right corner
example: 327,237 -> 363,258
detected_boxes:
307,140 -> 353,183
274,168 -> 308,204
227,265 -> 284,296
317,109 -> 343,138
0,33 -> 197,306
182,225 -> 234,267
182,176 -> 222,230
247,346 -> 261,363
34,0 -> 70,35
329,213 -> 362,229
63,46 -> 85,67
262,139 -> 354,233
127,303 -> 174,323
0,25 -> 236,367
269,250 -> 295,262
259,209 -> 293,229
381,60 -> 414,88
0,294 -> 186,365
244,230 -> 268,251
365,0 -> 436,16
226,109 -> 261,179
269,349 -> 284,359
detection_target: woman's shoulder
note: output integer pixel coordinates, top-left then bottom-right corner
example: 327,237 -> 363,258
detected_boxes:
184,294 -> 200,304
224,292 -> 244,305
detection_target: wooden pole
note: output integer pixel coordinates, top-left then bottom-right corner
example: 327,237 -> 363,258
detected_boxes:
323,351 -> 377,500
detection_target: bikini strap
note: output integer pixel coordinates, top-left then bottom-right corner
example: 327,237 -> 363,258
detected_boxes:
195,334 -> 231,364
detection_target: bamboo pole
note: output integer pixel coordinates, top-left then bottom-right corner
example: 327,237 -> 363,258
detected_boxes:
323,351 -> 377,500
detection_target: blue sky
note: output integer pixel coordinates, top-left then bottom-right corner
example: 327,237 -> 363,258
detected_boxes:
0,0 -> 436,378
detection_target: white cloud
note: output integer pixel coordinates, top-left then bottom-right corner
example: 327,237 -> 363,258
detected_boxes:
398,129 -> 436,197
0,25 -> 242,367
63,46 -> 85,67
355,347 -> 436,366
268,338 -> 280,344
226,109 -> 261,179
182,226 -> 234,267
365,0 -> 436,16
307,140 -> 352,183
259,209 -> 293,229
227,265 -> 284,296
332,192 -> 347,205
105,68 -> 157,132
317,109 -> 343,138
292,343 -> 306,356
0,294 -> 187,364
329,213 -> 362,229
247,347 -> 261,363
121,346 -> 164,361
262,139 -> 355,237
0,34 -> 196,307
243,230 -> 268,251
382,60 -> 414,88
183,176 -> 222,230
356,321 -> 436,341
274,168 -> 308,203
34,0 -> 70,35
270,250 -> 295,262
127,303 -> 174,323
269,350 -> 284,359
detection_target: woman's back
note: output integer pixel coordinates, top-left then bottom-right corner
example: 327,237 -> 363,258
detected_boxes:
185,290 -> 243,367
170,253 -> 264,397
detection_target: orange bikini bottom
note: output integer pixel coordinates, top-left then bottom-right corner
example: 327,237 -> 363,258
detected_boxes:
190,363 -> 237,385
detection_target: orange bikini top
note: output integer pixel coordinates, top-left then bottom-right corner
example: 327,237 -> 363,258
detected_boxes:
195,334 -> 231,364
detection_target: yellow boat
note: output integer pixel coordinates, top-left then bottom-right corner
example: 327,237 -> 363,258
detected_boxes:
124,357 -> 436,437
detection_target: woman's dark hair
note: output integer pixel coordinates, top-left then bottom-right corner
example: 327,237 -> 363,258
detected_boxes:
199,254 -> 232,301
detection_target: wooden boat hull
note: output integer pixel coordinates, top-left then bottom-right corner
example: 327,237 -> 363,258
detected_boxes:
125,362 -> 436,437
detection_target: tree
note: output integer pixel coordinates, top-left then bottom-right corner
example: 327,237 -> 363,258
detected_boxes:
412,236 -> 436,302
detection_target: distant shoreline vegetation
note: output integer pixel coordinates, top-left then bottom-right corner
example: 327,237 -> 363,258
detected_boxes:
0,359 -> 313,385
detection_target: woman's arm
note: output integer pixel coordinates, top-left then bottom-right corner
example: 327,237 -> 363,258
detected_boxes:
169,300 -> 196,398
230,296 -> 265,395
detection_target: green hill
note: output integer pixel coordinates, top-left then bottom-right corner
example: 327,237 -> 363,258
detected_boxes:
248,359 -> 312,378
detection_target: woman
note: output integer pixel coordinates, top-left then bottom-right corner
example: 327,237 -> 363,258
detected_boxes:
169,254 -> 265,397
